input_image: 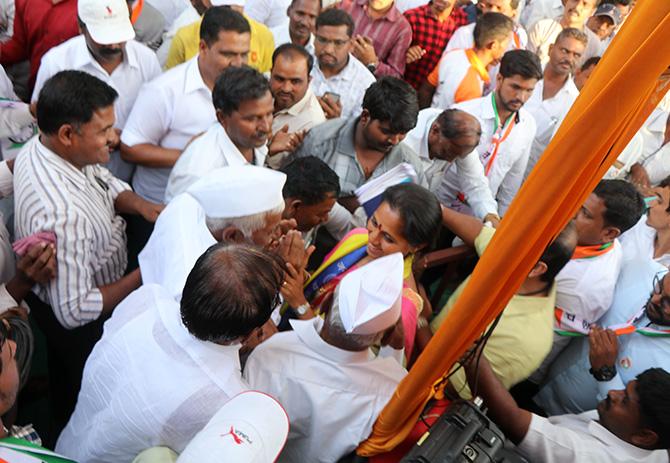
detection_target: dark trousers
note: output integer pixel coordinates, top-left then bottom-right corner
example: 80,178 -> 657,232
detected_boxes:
25,293 -> 109,445
123,214 -> 155,272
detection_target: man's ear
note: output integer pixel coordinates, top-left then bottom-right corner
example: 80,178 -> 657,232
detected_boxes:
285,198 -> 301,218
216,108 -> 227,126
630,428 -> 659,450
221,226 -> 246,243
602,226 -> 621,243
359,108 -> 371,126
198,38 -> 208,55
528,261 -> 548,279
57,124 -> 77,147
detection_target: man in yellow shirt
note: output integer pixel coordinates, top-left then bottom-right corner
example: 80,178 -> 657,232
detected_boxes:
429,207 -> 577,399
166,0 -> 274,72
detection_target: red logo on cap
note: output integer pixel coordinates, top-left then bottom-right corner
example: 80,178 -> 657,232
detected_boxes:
106,5 -> 113,14
224,426 -> 243,445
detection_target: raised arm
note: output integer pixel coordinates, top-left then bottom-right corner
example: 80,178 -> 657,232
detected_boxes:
441,205 -> 484,248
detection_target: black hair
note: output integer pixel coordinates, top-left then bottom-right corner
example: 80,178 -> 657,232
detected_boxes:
362,77 -> 419,134
580,56 -> 601,71
315,9 -> 354,37
181,243 -> 285,343
289,0 -> 323,11
556,27 -> 588,47
213,66 -> 271,115
594,179 -> 645,234
200,6 -> 250,46
280,156 -> 340,205
539,220 -> 577,284
435,109 -> 482,139
636,368 -> 670,448
473,12 -> 514,49
381,183 -> 442,249
272,43 -> 315,75
499,49 -> 543,81
36,70 -> 118,135
658,176 -> 670,213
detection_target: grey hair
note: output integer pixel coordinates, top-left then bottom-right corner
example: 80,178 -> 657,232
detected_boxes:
322,287 -> 383,351
205,203 -> 285,238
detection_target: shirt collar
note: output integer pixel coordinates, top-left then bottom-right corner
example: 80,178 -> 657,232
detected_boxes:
72,35 -> 139,73
213,124 -> 267,166
290,317 -> 375,364
275,87 -> 316,117
586,414 -> 663,460
34,137 -> 89,190
184,55 -> 211,95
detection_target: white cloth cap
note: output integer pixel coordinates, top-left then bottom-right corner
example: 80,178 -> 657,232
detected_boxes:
338,252 -> 404,335
211,0 -> 246,7
186,166 -> 286,219
177,391 -> 289,463
78,0 -> 136,45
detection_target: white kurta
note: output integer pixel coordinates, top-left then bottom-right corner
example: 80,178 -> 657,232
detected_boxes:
164,124 -> 268,202
56,284 -> 247,463
437,95 -> 536,216
402,108 -> 497,218
620,216 -> 670,268
139,193 -> 216,301
244,318 -> 407,463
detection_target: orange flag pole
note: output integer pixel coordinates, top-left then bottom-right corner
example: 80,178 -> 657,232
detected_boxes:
359,1 -> 670,455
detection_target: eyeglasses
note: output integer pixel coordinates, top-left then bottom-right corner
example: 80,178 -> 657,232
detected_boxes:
314,35 -> 349,48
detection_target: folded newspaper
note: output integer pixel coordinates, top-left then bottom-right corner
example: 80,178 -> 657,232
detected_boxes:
355,163 -> 417,217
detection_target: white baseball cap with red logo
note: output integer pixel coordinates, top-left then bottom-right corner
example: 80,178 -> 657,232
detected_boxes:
177,391 -> 290,463
78,0 -> 136,45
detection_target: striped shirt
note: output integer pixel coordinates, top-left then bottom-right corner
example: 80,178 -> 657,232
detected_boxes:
14,137 -> 130,329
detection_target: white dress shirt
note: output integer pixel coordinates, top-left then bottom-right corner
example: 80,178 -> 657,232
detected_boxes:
270,23 -> 315,56
122,56 -> 216,203
536,257 -> 670,416
271,88 -> 326,134
244,318 -> 407,463
643,142 -> 670,185
528,19 -> 602,67
32,35 -> 162,182
244,0 -> 291,28
164,124 -> 268,202
523,77 -> 579,179
620,216 -> 670,268
402,108 -> 497,218
139,193 -> 216,301
519,0 -> 563,29
603,132 -> 645,180
436,94 -> 536,216
56,284 -> 247,463
310,54 -> 376,119
14,138 -> 131,329
519,411 -> 669,463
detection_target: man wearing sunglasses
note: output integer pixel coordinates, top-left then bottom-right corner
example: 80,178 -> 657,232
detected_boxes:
536,256 -> 670,416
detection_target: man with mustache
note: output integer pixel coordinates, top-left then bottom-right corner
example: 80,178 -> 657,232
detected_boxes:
31,0 -> 161,182
523,27 -> 586,179
436,50 -> 541,217
270,0 -> 321,55
528,0 -> 602,67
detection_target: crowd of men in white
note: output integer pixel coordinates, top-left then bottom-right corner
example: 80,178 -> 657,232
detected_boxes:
0,0 -> 670,461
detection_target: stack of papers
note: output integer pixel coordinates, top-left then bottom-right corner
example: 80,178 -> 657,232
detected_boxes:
355,163 -> 417,217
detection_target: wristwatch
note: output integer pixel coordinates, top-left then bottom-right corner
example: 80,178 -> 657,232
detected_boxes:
294,303 -> 311,317
589,365 -> 617,382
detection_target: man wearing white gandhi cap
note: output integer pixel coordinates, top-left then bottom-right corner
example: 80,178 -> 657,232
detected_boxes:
244,253 -> 408,463
139,165 -> 293,301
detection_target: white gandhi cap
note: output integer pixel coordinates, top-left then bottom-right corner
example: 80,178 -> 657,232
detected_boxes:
338,252 -> 404,335
78,0 -> 135,45
177,391 -> 289,463
186,166 -> 287,219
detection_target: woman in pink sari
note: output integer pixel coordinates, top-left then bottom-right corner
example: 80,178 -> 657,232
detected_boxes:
282,184 -> 443,361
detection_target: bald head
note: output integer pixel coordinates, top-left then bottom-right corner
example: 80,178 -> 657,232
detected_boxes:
428,109 -> 482,162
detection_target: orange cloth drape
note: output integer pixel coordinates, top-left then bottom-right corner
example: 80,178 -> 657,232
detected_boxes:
359,1 -> 670,455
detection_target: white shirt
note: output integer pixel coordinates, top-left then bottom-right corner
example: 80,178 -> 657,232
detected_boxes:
643,142 -> 670,185
244,0 -> 291,28
436,94 -> 536,216
519,411 -> 669,463
244,318 -> 407,463
394,0 -> 428,13
446,22 -> 529,54
402,108 -> 497,218
139,193 -> 216,301
620,216 -> 670,267
270,23 -> 315,56
310,54 -> 376,119
0,65 -> 35,160
14,138 -> 131,328
520,0 -> 563,29
165,124 -> 268,202
56,284 -> 247,463
528,19 -> 602,67
32,35 -> 161,181
271,87 -> 326,134
536,257 -> 668,416
603,132 -> 645,180
121,56 -> 216,203
523,77 -> 579,178
430,49 -> 486,110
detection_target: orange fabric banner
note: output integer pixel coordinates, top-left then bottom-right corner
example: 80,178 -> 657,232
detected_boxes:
358,1 -> 670,455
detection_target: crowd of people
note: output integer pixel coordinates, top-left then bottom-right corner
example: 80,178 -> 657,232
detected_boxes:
0,0 -> 669,461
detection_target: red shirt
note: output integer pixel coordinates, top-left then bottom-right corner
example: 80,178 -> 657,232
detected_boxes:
403,5 -> 468,90
0,0 -> 78,92
340,0 -> 413,79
